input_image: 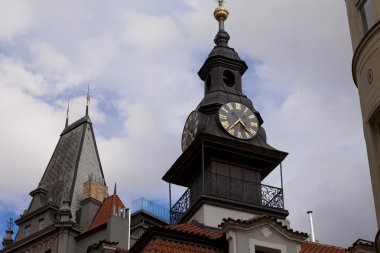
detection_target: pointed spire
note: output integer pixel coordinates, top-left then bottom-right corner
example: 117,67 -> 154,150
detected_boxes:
65,98 -> 70,128
113,182 -> 117,195
86,84 -> 90,116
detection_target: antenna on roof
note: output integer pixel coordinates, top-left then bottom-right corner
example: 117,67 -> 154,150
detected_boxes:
65,98 -> 70,128
86,85 -> 90,116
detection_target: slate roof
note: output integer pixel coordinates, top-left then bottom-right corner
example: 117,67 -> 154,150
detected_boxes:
31,115 -> 105,218
88,194 -> 126,230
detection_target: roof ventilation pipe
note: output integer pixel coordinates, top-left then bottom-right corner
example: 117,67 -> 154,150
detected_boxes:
307,211 -> 316,242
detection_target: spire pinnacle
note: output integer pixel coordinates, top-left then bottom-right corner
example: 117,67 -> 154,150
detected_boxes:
86,85 -> 90,116
213,0 -> 230,46
214,0 -> 229,31
65,98 -> 70,128
113,182 -> 117,195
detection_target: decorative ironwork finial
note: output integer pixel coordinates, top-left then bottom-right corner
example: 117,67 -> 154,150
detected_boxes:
65,98 -> 70,128
6,218 -> 14,231
86,85 -> 90,116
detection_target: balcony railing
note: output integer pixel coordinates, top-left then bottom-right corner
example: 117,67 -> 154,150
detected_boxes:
170,172 -> 284,224
131,198 -> 170,223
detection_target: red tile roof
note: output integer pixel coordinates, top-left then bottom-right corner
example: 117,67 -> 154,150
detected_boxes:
130,222 -> 226,253
347,239 -> 375,250
141,237 -> 224,253
301,242 -> 346,253
88,194 -> 125,230
159,223 -> 223,239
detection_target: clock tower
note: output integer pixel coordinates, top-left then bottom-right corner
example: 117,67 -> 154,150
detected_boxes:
163,1 -> 289,227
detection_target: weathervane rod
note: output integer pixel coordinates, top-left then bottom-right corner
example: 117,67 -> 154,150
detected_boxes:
65,98 -> 70,128
86,85 -> 90,116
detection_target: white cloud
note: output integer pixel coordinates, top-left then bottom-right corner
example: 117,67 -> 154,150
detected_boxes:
0,0 -> 36,42
0,0 -> 376,248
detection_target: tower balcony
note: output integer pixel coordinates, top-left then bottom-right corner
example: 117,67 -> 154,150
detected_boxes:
131,198 -> 170,223
170,172 -> 284,224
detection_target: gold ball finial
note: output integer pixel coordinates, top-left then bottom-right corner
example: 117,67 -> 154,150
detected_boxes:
214,6 -> 229,21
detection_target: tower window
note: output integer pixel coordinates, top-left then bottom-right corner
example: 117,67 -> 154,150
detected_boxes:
223,70 -> 235,87
25,225 -> 30,237
360,0 -> 376,34
38,218 -> 44,230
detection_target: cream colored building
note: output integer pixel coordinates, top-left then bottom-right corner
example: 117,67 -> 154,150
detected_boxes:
345,0 -> 380,249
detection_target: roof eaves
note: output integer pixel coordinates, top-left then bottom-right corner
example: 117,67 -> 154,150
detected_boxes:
220,216 -> 308,239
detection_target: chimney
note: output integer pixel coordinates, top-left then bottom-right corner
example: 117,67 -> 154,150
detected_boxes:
307,211 -> 316,242
83,178 -> 108,203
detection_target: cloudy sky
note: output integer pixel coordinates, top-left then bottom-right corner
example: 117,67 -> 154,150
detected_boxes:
0,0 -> 376,248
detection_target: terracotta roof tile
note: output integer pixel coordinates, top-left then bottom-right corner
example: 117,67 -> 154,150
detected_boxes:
347,239 -> 375,250
88,194 -> 125,230
301,242 -> 347,253
130,222 -> 226,253
141,237 -> 224,253
160,223 -> 223,239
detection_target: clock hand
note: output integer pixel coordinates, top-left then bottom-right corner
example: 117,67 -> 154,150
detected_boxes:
228,118 -> 240,130
238,119 -> 248,129
238,119 -> 254,134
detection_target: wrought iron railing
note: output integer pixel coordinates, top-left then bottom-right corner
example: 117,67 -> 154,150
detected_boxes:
131,198 -> 170,223
170,172 -> 284,224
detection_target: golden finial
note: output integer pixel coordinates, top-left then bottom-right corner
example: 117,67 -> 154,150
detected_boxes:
214,0 -> 229,22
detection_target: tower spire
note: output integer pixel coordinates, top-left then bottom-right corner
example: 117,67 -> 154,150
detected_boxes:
65,98 -> 70,128
86,85 -> 90,116
213,0 -> 230,46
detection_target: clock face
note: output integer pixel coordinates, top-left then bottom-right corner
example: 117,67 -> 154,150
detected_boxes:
181,111 -> 201,151
218,102 -> 259,140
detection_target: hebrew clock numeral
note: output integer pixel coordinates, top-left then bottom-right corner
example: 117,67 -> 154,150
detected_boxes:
251,122 -> 258,127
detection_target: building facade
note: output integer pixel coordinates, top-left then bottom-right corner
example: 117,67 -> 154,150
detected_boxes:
345,0 -> 380,249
